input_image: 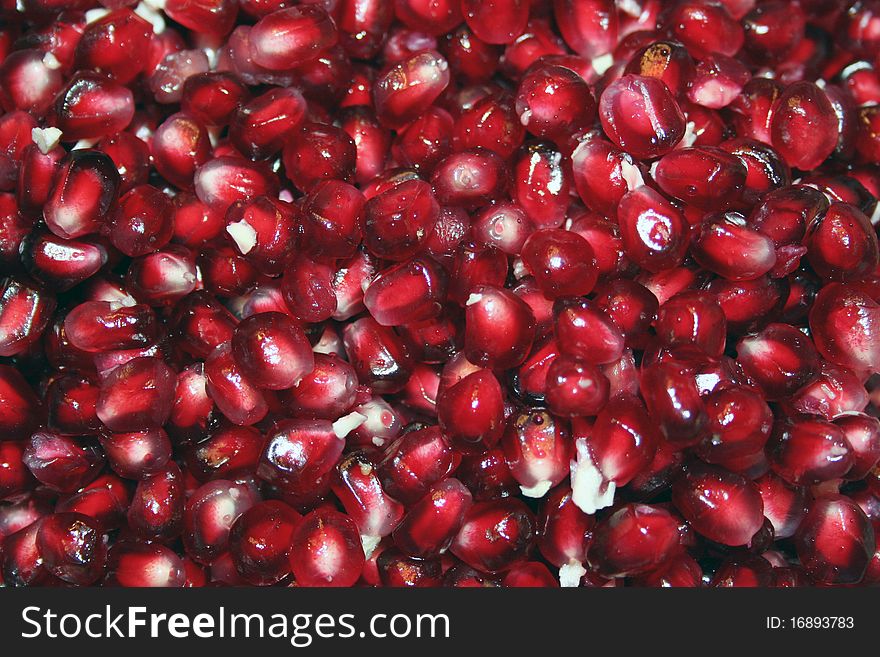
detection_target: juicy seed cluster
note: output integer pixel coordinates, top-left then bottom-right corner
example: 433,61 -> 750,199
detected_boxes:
0,0 -> 879,588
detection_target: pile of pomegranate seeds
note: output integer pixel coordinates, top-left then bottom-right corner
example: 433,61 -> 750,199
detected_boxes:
1,0 -> 880,589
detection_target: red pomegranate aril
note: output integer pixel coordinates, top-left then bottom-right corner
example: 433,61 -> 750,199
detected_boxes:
343,317 -> 413,394
128,463 -> 184,541
289,508 -> 364,587
453,93 -> 524,159
599,74 -> 686,160
230,312 -> 313,391
687,54 -> 751,110
431,148 -> 508,209
692,212 -> 777,281
537,485 -> 593,586
554,297 -> 625,365
654,147 -> 746,210
464,285 -> 536,370
248,6 -> 337,71
501,409 -> 572,498
672,463 -> 765,546
1,441 -> 36,501
194,156 -> 278,214
363,257 -> 445,327
553,0 -> 616,57
736,323 -> 820,401
587,503 -> 682,578
282,353 -> 358,420
515,63 -> 596,144
183,479 -> 259,565
230,87 -> 306,160
809,283 -> 880,376
795,494 -> 876,585
125,246 -> 198,307
545,356 -> 609,417
57,472 -> 128,533
172,291 -> 237,359
332,451 -> 403,551
591,279 -> 659,349
1,520 -> 49,587
298,180 -> 365,260
224,196 -> 296,276
150,49 -> 211,106
805,202 -> 880,282
641,359 -> 708,446
181,71 -> 251,128
438,369 -> 506,452
37,512 -> 106,585
22,431 -> 103,493
54,72 -> 134,141
699,384 -> 773,463
711,555 -> 774,587
205,342 -> 268,427
521,229 -> 598,300
43,150 -> 120,240
624,40 -> 695,98
258,416 -> 361,492
164,0 -> 237,37
74,8 -> 151,84
0,365 -> 41,438
375,425 -> 452,503
0,49 -> 64,116
772,83 -> 838,173
669,1 -> 744,59
460,0 -> 528,45
721,138 -> 792,204
655,291 -> 726,358
834,413 -> 880,481
512,143 -> 571,229
96,356 -> 175,432
372,50 -> 450,129
99,429 -> 172,480
151,113 -> 210,191
363,179 -> 439,261
185,425 -> 262,482
229,500 -> 300,585
754,471 -> 807,541
616,185 -> 689,273
106,542 -> 185,588
450,498 -> 535,573
768,415 -> 855,486
391,477 -> 471,557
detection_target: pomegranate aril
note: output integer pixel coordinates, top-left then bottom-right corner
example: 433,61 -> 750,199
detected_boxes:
37,512 -> 107,585
289,508 -> 364,587
343,316 -> 414,394
450,498 -> 535,573
438,369 -> 506,452
587,503 -> 682,578
795,494 -> 876,585
364,257 -> 446,327
205,342 -> 268,427
229,500 -> 300,585
767,415 -> 855,485
248,6 -> 337,71
54,72 -> 134,141
128,463 -> 184,542
770,81 -> 839,171
106,542 -> 186,588
736,323 -> 820,401
183,479 -> 259,565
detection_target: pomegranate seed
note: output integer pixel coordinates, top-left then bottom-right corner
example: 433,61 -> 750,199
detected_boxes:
37,512 -> 107,585
450,498 -> 535,573
289,508 -> 364,587
795,495 -> 876,585
106,542 -> 186,588
587,503 -> 682,577
229,500 -> 300,585
128,463 -> 184,541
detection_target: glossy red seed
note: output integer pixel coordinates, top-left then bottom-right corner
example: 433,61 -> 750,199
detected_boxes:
289,508 -> 364,587
587,504 -> 682,578
795,495 -> 875,585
